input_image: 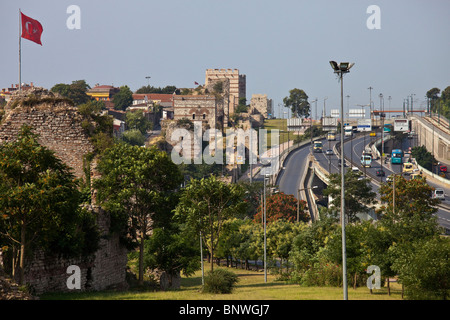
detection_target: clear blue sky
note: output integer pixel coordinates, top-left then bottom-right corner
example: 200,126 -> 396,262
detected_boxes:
1,0 -> 449,118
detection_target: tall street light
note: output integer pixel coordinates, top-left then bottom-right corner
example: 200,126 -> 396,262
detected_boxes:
263,174 -> 270,283
310,99 -> 318,155
329,60 -> 354,301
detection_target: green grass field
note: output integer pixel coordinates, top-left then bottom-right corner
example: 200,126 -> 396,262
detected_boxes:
263,119 -> 291,147
41,262 -> 403,300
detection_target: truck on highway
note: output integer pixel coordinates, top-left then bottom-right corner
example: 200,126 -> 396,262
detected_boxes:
327,132 -> 336,141
344,126 -> 353,136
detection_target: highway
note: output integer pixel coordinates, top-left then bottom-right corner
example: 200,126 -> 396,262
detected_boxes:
277,130 -> 450,232
276,142 -> 312,197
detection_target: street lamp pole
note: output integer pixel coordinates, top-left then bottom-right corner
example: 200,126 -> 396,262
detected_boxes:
329,61 -> 354,301
263,174 -> 269,283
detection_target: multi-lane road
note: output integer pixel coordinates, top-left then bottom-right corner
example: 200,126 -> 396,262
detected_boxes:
277,130 -> 450,232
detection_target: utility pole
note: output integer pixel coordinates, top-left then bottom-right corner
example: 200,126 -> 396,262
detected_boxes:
368,87 -> 373,122
329,61 -> 354,301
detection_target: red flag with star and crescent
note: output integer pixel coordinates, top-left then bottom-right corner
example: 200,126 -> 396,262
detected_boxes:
21,12 -> 43,45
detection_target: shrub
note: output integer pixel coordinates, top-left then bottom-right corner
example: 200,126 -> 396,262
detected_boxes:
202,269 -> 239,294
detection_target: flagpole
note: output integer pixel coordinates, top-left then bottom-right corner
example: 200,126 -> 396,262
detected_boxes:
19,8 -> 22,92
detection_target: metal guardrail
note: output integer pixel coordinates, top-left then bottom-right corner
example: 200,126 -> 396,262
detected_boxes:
273,135 -> 326,185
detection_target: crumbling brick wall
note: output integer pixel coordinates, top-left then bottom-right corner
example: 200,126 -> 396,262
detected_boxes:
23,205 -> 128,295
0,88 -> 94,179
0,88 -> 128,295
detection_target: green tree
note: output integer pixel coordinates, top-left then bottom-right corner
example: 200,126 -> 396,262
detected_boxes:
323,170 -> 377,223
113,85 -> 133,111
94,143 -> 183,285
135,85 -> 178,94
283,88 -> 310,118
0,125 -> 99,284
322,222 -> 370,289
239,181 -> 264,219
392,237 -> 450,300
174,176 -> 246,272
289,215 -> 339,284
51,80 -> 91,106
427,87 -> 440,113
411,145 -> 435,171
142,224 -> 199,290
125,110 -> 152,135
215,218 -> 249,268
122,129 -> 146,146
378,175 -> 440,243
266,220 -> 304,272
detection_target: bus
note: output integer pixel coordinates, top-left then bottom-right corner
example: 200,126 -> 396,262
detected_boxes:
327,132 -> 336,141
391,149 -> 403,164
313,141 -> 323,152
361,152 -> 372,168
383,124 -> 392,133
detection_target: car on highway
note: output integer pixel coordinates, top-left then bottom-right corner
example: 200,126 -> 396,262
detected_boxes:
433,188 -> 445,200
352,166 -> 360,173
376,169 -> 385,176
403,162 -> 414,175
313,141 -> 323,153
439,165 -> 447,173
325,149 -> 333,155
338,159 -> 348,167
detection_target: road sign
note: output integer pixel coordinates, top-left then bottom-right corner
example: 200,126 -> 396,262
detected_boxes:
394,118 -> 410,132
349,109 -> 365,118
322,117 -> 338,131
357,119 -> 372,132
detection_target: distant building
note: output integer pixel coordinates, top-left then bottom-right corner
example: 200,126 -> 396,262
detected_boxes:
173,95 -> 217,129
1,82 -> 35,102
113,118 -> 125,138
205,69 -> 246,127
132,93 -> 174,108
87,85 -> 120,108
250,94 -> 273,119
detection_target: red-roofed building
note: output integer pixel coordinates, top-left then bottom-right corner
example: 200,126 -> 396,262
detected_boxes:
1,82 -> 35,102
132,93 -> 174,108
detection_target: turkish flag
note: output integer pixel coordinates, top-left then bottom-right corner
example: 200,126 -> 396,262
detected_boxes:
21,12 -> 43,45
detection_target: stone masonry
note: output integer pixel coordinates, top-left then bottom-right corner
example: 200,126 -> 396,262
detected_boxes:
0,88 -> 128,295
0,88 -> 94,179
23,205 -> 128,295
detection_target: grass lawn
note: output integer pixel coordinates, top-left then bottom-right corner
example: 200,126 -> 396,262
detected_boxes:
41,262 -> 403,300
263,119 -> 291,147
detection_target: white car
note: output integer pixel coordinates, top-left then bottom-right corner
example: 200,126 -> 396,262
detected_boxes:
325,149 -> 333,156
433,188 -> 445,200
